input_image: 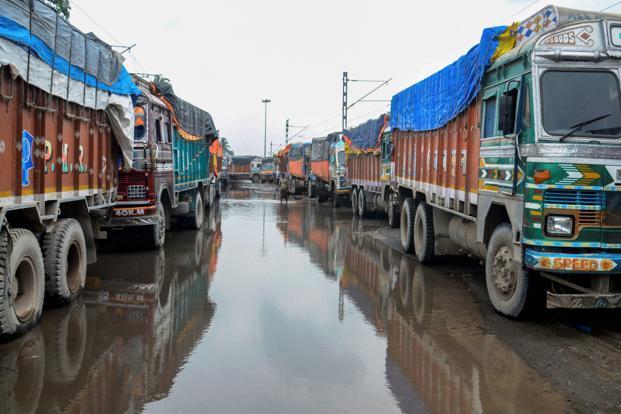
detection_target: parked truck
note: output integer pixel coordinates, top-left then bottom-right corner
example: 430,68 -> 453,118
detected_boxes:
345,114 -> 398,222
229,155 -> 260,182
104,76 -> 218,249
0,0 -> 140,338
388,6 -> 621,317
287,142 -> 312,195
308,133 -> 350,205
260,157 -> 276,183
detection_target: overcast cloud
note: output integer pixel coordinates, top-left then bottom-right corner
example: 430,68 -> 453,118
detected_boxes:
70,0 -> 616,155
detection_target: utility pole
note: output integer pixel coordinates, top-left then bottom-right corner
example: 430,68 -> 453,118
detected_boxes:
342,72 -> 392,130
342,72 -> 348,130
270,141 -> 273,156
262,98 -> 271,158
285,119 -> 289,144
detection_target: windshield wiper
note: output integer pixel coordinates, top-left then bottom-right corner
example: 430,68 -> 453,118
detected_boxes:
560,114 -> 610,142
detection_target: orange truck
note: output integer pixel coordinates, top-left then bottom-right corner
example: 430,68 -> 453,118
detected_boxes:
0,0 -> 139,339
286,142 -> 312,194
309,133 -> 349,205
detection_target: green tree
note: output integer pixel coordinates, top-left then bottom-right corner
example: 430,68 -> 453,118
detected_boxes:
44,0 -> 71,19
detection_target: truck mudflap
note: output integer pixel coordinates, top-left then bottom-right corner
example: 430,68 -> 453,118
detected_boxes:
524,249 -> 621,273
547,292 -> 621,309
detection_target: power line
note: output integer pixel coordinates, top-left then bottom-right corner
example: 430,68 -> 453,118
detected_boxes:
507,0 -> 543,19
602,1 -> 621,11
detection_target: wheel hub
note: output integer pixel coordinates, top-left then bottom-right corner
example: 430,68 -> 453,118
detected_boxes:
492,246 -> 517,298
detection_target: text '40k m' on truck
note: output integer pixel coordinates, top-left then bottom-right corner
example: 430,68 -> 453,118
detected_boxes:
104,76 -> 219,249
0,0 -> 140,338
388,6 -> 621,317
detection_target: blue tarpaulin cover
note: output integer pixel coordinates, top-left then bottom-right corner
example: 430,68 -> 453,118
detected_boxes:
390,26 -> 506,132
344,114 -> 388,150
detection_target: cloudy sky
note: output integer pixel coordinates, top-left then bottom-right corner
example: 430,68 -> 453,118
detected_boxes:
69,0 -> 618,155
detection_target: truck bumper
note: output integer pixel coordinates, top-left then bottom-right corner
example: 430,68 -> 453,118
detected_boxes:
524,249 -> 621,273
547,291 -> 621,309
103,205 -> 158,229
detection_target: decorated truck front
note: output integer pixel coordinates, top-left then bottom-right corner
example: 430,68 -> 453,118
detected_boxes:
106,76 -> 218,249
391,6 -> 621,317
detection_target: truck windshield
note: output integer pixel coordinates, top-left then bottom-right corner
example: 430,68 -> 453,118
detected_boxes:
541,70 -> 621,139
337,151 -> 346,167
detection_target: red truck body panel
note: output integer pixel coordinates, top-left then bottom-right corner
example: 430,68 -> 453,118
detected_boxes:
348,153 -> 382,191
229,164 -> 251,174
0,67 -> 115,207
288,158 -> 306,180
393,100 -> 481,213
310,160 -> 330,184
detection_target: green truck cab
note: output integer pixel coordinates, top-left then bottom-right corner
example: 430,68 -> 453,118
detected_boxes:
480,7 -> 621,311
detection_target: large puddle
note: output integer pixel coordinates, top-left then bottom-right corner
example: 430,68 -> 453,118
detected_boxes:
0,188 -> 572,413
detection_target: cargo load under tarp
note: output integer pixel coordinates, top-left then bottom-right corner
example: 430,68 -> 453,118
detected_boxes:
0,0 -> 140,166
391,26 -> 506,132
344,114 -> 389,151
152,79 -> 217,143
311,133 -> 339,161
289,142 -> 305,160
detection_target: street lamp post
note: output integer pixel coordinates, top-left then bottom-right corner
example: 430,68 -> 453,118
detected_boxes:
262,98 -> 271,158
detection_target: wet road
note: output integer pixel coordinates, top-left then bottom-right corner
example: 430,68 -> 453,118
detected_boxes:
4,182 -> 616,413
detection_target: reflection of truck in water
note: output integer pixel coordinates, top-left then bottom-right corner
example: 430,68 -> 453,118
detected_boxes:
309,133 -> 350,206
0,209 -> 223,413
340,231 -> 569,413
0,1 -> 139,339
385,7 -> 621,317
104,76 -> 219,249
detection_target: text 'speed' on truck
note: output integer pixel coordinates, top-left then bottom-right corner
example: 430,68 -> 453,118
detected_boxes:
0,0 -> 141,339
387,5 -> 621,317
104,76 -> 219,249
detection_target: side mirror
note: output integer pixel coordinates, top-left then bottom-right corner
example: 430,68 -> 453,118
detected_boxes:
498,93 -> 516,136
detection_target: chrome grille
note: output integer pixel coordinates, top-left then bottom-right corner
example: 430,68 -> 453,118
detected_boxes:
127,185 -> 147,200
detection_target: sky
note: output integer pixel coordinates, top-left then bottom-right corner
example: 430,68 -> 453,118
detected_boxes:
68,0 -> 620,156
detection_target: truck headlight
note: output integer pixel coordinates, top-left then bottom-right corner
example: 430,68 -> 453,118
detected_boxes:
546,215 -> 573,236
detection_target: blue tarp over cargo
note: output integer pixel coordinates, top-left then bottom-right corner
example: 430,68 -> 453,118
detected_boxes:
390,26 -> 506,132
344,114 -> 388,150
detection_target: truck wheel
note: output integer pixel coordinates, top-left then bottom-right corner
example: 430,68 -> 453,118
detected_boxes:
400,198 -> 415,253
485,224 -> 538,318
42,219 -> 87,306
388,193 -> 400,228
351,188 -> 359,215
414,202 -> 435,264
358,189 -> 368,218
191,192 -> 205,230
317,185 -> 328,203
252,174 -> 260,184
146,201 -> 166,249
0,229 -> 45,340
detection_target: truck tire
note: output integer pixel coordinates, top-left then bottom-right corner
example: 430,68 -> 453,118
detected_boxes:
414,202 -> 435,264
317,185 -> 329,203
252,174 -> 260,184
146,201 -> 166,250
358,189 -> 368,218
331,188 -> 340,208
190,192 -> 205,230
400,198 -> 416,253
0,229 -> 45,340
388,193 -> 400,228
42,219 -> 87,306
485,224 -> 539,318
351,188 -> 358,215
